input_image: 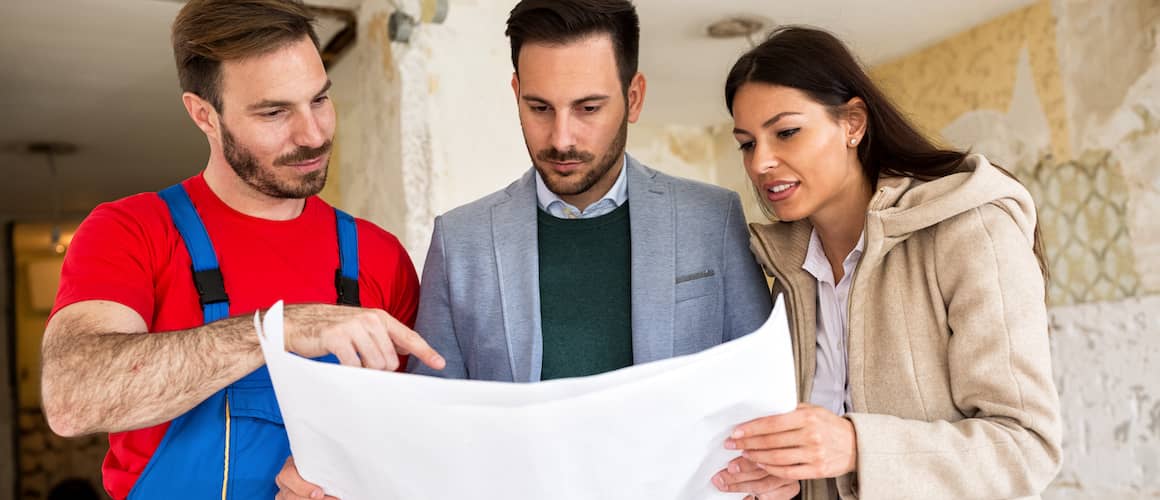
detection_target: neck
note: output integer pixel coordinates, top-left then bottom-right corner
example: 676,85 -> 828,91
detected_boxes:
808,174 -> 873,273
202,156 -> 306,221
559,153 -> 624,211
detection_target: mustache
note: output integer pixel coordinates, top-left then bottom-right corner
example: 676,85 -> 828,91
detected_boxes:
536,147 -> 595,164
275,141 -> 332,166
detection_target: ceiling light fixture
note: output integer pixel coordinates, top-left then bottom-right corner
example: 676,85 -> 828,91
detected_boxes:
706,15 -> 770,47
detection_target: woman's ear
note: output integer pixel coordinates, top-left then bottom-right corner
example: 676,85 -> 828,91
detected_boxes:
844,97 -> 868,143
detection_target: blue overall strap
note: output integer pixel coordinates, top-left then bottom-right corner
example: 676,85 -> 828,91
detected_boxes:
334,208 -> 360,307
158,184 -> 230,322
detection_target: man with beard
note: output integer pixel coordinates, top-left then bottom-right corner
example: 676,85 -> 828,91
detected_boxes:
406,0 -> 771,381
276,1 -> 772,497
39,1 -> 444,499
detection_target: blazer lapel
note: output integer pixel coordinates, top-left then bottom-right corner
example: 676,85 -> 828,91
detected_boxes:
490,169 -> 543,382
626,155 -> 676,364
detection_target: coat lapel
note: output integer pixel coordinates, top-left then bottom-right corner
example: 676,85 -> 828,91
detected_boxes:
625,155 -> 676,364
490,169 -> 543,382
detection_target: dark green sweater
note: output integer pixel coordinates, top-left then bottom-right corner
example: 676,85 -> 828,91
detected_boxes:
537,203 -> 633,380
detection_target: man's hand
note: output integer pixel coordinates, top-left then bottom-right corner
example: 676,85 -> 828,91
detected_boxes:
712,456 -> 800,498
275,456 -> 339,500
282,304 -> 445,371
724,403 -> 858,481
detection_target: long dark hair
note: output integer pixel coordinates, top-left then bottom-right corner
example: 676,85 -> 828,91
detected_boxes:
725,26 -> 1049,282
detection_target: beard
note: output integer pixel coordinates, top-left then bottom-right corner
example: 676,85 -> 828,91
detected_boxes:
532,116 -> 628,197
221,124 -> 331,199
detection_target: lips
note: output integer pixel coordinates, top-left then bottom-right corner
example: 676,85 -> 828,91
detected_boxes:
548,161 -> 583,174
762,180 -> 800,203
286,155 -> 325,173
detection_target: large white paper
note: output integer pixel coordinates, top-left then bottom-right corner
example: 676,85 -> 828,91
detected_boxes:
257,300 -> 797,500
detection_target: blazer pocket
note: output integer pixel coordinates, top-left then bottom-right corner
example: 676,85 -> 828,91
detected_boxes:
675,270 -> 718,302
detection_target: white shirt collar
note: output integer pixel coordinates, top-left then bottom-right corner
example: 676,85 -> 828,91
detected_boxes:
534,154 -> 628,216
802,228 -> 866,285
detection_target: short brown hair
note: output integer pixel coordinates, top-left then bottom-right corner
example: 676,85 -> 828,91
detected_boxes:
505,0 -> 640,92
172,0 -> 320,112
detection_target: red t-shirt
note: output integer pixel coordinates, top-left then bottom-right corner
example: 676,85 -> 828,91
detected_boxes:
51,174 -> 420,499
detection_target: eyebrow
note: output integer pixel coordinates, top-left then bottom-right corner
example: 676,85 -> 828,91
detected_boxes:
246,79 -> 333,111
733,111 -> 802,135
521,94 -> 611,107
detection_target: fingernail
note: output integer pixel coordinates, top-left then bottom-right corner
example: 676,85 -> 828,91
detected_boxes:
311,490 -> 322,499
728,463 -> 740,473
712,475 -> 723,487
724,440 -> 736,449
732,429 -> 744,439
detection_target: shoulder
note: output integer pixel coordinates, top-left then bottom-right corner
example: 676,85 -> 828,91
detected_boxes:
933,201 -> 1035,249
80,192 -> 171,237
437,173 -> 533,229
352,217 -> 408,256
635,161 -> 739,205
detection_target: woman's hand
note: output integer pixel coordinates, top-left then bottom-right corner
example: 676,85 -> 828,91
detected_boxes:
724,403 -> 858,480
712,455 -> 800,499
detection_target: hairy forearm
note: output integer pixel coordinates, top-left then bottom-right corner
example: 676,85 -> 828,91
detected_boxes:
42,314 -> 262,436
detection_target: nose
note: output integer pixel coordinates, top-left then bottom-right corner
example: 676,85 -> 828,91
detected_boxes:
750,141 -> 780,174
549,111 -> 576,153
292,109 -> 328,149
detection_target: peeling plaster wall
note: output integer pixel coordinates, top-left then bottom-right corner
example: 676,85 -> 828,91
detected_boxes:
1048,296 -> 1160,498
870,0 -> 1160,496
329,0 -> 527,266
328,0 -> 409,252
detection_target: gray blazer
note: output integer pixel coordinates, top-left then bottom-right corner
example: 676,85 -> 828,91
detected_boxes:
408,155 -> 772,381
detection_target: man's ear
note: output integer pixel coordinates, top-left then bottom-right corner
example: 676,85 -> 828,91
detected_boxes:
182,92 -> 221,140
626,72 -> 647,124
510,72 -> 520,104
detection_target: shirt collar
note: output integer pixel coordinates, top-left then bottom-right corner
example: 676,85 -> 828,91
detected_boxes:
802,228 -> 865,285
535,154 -> 628,214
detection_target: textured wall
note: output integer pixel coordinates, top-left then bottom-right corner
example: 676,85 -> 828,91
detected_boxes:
870,0 -> 1160,496
328,0 -> 529,266
1048,296 -> 1160,498
872,0 -> 1159,307
871,0 -> 1070,162
328,0 -> 410,255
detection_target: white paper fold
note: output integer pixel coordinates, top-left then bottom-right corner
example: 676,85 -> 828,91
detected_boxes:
257,300 -> 797,500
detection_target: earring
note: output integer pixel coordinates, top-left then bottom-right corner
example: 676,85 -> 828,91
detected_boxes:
849,138 -> 857,146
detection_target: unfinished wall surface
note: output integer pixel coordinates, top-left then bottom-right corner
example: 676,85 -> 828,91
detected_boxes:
870,0 -> 1160,496
328,0 -> 528,266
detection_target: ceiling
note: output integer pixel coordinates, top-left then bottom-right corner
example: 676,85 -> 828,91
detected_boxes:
635,0 -> 1036,126
0,0 -> 1034,219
